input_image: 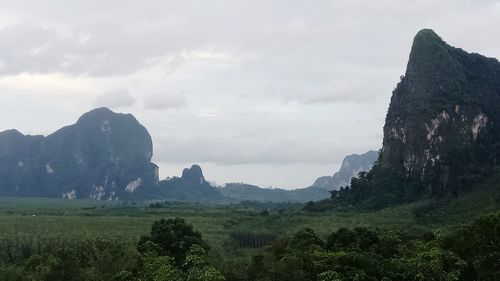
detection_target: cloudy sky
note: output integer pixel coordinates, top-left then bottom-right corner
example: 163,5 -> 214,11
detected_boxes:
0,1 -> 499,189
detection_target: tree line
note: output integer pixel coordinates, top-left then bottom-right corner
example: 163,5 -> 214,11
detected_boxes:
0,212 -> 498,280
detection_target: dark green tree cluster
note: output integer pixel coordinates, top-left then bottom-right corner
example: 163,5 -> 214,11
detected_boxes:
138,217 -> 207,265
224,212 -> 499,281
0,217 -> 224,281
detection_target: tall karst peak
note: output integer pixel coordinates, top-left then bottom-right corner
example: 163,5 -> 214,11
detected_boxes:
336,29 -> 500,209
408,28 -> 448,61
402,29 -> 467,99
390,30 -> 500,189
412,29 -> 445,48
0,108 -> 159,200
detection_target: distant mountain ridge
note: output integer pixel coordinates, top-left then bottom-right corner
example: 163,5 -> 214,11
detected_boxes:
219,183 -> 330,203
311,150 -> 378,190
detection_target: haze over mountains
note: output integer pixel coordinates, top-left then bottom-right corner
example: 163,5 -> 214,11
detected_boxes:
0,107 -> 355,202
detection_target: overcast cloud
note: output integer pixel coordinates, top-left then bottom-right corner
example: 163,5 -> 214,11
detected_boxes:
144,93 -> 187,110
0,0 -> 499,188
94,89 -> 136,108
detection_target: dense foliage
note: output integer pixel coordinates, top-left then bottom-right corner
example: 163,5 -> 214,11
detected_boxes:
222,212 -> 499,281
0,217 -> 224,281
0,209 -> 498,280
304,166 -> 500,214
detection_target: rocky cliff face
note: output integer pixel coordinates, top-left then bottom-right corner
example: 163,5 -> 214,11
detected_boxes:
364,29 -> 500,204
311,150 -> 378,190
0,107 -> 159,199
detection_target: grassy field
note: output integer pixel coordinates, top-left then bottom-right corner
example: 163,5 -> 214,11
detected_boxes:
0,198 -> 411,262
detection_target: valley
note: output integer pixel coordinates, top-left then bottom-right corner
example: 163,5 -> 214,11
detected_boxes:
0,23 -> 499,281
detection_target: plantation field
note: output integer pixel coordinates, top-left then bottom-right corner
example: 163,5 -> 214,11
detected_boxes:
0,198 -> 410,261
0,181 -> 498,267
0,204 -> 435,259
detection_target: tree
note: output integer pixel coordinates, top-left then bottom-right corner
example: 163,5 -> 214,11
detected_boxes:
138,218 -> 205,265
140,254 -> 184,281
0,264 -> 24,281
442,212 -> 500,280
317,270 -> 343,281
83,239 -> 141,281
184,245 -> 225,281
394,242 -> 466,281
286,228 -> 323,252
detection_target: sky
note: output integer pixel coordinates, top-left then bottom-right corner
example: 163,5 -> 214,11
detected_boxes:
0,1 -> 499,189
